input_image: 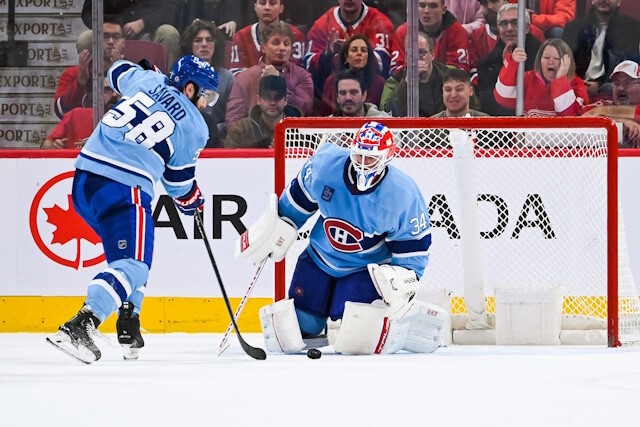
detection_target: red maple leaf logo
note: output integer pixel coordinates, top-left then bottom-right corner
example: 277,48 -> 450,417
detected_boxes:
43,194 -> 102,269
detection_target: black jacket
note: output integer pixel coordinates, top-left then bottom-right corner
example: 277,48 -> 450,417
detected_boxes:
82,0 -> 181,33
563,7 -> 640,83
476,34 -> 542,116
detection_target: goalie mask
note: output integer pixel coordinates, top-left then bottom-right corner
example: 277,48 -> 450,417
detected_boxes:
350,121 -> 395,191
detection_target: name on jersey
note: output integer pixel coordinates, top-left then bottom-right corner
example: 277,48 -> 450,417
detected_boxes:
148,84 -> 187,121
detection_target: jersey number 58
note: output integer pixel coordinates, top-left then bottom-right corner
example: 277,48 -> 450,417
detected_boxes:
102,92 -> 176,149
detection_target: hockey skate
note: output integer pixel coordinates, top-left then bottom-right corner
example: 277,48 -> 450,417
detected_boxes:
46,308 -> 102,364
116,302 -> 144,360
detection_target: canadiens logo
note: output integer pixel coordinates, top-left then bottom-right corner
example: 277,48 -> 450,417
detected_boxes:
29,171 -> 105,269
323,218 -> 364,253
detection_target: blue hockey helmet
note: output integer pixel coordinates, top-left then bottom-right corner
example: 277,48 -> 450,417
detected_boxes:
169,55 -> 220,106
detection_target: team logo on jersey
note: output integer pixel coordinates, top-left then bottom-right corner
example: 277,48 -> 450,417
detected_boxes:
29,171 -> 105,270
323,218 -> 363,253
321,186 -> 334,201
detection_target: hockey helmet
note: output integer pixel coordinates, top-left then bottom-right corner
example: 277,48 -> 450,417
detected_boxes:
350,121 -> 395,191
169,55 -> 220,106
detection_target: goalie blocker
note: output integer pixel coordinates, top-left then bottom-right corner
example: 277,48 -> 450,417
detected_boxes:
235,193 -> 297,264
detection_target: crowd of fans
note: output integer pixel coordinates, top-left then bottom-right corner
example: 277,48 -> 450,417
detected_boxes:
44,0 -> 640,149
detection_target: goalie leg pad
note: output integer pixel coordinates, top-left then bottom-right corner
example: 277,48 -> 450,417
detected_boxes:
333,301 -> 390,355
259,299 -> 305,354
235,193 -> 297,264
402,302 -> 447,353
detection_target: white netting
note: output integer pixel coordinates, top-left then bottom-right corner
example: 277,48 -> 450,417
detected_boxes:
276,118 -> 640,345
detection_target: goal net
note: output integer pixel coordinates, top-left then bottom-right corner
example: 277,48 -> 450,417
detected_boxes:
273,117 -> 640,347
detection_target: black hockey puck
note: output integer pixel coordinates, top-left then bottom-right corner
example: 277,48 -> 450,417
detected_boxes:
307,348 -> 321,359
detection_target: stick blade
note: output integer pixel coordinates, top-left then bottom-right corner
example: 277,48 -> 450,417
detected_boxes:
239,338 -> 267,360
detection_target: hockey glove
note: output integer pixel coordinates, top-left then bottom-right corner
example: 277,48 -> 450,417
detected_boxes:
174,182 -> 204,216
138,59 -> 161,73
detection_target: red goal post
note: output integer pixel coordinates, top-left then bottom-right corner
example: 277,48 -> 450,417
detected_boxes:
274,116 -> 640,347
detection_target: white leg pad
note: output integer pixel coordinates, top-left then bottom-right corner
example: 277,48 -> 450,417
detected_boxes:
259,299 -> 305,354
334,301 -> 390,355
402,302 -> 447,353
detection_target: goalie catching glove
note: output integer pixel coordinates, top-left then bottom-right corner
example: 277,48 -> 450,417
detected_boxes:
235,193 -> 297,263
368,263 -> 419,319
173,182 -> 204,216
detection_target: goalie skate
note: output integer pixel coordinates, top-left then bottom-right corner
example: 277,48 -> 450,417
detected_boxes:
116,302 -> 144,360
46,309 -> 102,364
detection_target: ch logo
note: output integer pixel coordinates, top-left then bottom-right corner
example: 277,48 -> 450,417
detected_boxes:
29,171 -> 105,269
323,218 -> 363,253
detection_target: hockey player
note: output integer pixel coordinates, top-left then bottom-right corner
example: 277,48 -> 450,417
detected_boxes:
46,55 -> 219,364
237,121 -> 447,355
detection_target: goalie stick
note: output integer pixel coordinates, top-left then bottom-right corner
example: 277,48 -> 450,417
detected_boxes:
194,210 -> 266,360
217,223 -> 315,355
218,256 -> 268,355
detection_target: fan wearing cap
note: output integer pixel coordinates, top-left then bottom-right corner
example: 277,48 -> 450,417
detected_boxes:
582,60 -> 640,147
236,121 -> 445,356
225,75 -> 301,148
563,0 -> 640,100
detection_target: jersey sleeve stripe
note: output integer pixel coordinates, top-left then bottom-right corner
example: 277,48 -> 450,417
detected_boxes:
108,60 -> 137,95
162,165 -> 195,184
553,89 -> 577,113
387,233 -> 432,256
289,176 -> 319,213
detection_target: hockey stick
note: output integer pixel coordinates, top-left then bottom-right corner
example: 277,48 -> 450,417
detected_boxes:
218,256 -> 268,356
194,210 -> 266,360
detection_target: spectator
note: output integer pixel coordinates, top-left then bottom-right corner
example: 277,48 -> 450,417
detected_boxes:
230,0 -> 307,75
174,0 -> 246,37
476,3 -> 542,115
494,38 -> 589,116
81,0 -> 182,67
180,19 -> 234,146
43,77 -> 121,149
55,15 -> 125,119
225,75 -> 302,148
225,21 -> 313,128
331,69 -> 390,117
507,0 -> 574,38
381,33 -> 449,116
563,0 -> 640,101
391,0 -> 469,72
431,68 -> 487,116
468,0 -> 544,74
319,34 -> 386,115
304,0 -> 394,100
282,0 -> 339,33
446,0 -> 485,34
365,0 -> 407,28
366,0 -> 486,33
582,60 -> 640,147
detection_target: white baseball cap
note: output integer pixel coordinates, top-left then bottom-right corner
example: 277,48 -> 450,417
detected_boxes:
610,60 -> 640,79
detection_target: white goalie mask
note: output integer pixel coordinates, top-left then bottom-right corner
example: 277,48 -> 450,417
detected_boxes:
350,121 -> 396,191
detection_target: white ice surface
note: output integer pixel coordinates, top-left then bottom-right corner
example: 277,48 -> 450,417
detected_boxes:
1,333 -> 640,427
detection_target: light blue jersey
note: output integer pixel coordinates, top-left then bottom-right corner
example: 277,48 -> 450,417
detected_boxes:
280,143 -> 431,278
75,60 -> 208,199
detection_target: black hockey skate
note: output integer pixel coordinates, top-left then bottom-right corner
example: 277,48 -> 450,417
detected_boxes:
116,302 -> 144,360
46,308 -> 102,364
